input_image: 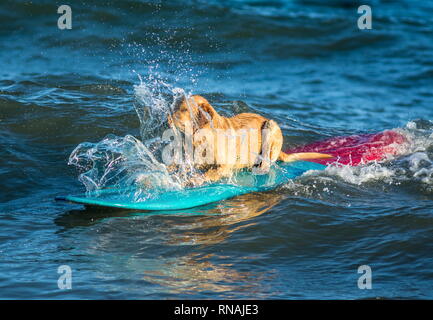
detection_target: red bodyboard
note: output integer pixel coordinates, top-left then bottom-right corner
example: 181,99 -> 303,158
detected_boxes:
285,130 -> 407,166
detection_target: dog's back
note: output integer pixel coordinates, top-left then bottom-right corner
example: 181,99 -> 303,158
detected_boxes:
225,113 -> 268,131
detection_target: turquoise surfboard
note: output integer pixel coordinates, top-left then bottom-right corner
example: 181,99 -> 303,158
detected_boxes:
56,161 -> 326,211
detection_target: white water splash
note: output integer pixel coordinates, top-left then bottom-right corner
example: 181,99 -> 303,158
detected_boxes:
132,71 -> 188,140
68,73 -> 197,197
297,120 -> 433,192
323,162 -> 396,185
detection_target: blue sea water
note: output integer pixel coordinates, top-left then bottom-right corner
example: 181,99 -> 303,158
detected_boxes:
1,0 -> 433,299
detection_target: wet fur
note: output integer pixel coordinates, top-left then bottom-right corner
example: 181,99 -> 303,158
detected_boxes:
168,95 -> 294,184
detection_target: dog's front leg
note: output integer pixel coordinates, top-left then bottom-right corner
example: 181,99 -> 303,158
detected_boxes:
183,165 -> 232,187
202,165 -> 232,183
166,163 -> 178,173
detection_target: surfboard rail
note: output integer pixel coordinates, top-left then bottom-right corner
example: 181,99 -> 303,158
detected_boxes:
56,161 -> 326,210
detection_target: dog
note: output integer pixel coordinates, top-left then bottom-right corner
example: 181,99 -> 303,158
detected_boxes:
168,95 -> 331,185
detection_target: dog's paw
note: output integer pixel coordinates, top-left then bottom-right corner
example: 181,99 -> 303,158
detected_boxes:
183,175 -> 207,188
252,167 -> 270,175
136,174 -> 154,188
166,164 -> 178,173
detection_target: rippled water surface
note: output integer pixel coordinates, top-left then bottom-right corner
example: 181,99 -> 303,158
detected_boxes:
1,0 -> 433,299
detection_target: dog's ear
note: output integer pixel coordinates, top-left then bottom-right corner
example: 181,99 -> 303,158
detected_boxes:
193,95 -> 217,127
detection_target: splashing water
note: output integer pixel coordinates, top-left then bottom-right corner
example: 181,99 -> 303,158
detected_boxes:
132,71 -> 186,140
68,74 -> 200,199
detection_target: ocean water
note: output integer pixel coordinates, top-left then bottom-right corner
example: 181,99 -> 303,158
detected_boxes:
1,0 -> 433,299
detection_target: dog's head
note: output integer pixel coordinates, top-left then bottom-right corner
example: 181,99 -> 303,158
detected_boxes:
169,95 -> 217,132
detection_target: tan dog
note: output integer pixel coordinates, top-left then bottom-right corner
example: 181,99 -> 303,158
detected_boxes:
168,95 -> 331,184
